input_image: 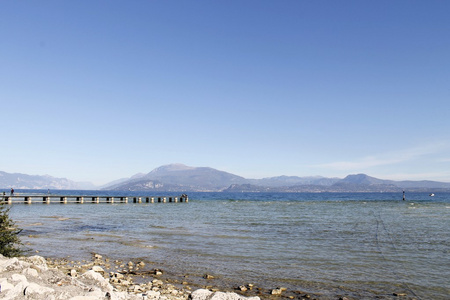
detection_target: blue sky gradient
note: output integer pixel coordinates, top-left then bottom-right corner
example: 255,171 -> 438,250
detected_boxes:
1,1 -> 450,185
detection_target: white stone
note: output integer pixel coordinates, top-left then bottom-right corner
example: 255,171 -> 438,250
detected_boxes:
23,255 -> 49,271
152,279 -> 163,286
0,257 -> 21,272
82,270 -> 113,292
146,290 -> 161,299
191,289 -> 260,300
11,273 -> 28,283
24,282 -> 55,296
0,278 -> 14,292
22,267 -> 39,277
4,281 -> 27,300
92,265 -> 105,273
69,289 -> 104,300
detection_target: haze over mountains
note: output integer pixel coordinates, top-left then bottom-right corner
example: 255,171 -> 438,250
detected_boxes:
2,164 -> 450,192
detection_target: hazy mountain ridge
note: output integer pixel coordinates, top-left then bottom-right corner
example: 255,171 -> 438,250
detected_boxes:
2,164 -> 450,192
106,164 -> 246,192
105,164 -> 450,192
0,171 -> 92,190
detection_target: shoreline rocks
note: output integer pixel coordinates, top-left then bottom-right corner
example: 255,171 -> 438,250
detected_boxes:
0,254 -> 260,300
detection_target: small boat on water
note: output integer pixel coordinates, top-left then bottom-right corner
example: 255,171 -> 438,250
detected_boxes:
429,193 -> 435,197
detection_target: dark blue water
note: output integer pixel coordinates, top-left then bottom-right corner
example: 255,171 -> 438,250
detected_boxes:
8,191 -> 450,299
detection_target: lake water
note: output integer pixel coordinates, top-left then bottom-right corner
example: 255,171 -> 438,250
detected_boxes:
8,191 -> 450,299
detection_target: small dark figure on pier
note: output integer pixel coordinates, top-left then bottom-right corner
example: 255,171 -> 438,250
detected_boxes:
402,190 -> 405,201
10,188 -> 14,196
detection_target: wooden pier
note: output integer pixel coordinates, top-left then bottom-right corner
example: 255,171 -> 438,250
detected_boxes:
1,194 -> 188,205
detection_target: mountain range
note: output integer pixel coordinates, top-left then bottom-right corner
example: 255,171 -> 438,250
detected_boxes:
2,164 -> 450,192
0,171 -> 95,190
103,164 -> 450,192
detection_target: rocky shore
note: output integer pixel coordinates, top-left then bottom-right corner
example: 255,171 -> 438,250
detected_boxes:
0,254 -> 261,300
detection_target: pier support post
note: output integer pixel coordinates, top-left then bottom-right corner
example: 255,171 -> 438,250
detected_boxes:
25,197 -> 32,204
60,197 -> 67,204
174,197 -> 178,203
106,197 -> 114,204
76,197 -> 84,204
92,197 -> 99,203
43,196 -> 50,204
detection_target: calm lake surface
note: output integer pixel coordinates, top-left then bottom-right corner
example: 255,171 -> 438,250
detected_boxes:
8,191 -> 450,299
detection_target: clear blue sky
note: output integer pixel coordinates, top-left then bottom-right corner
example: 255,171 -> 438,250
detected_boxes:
1,1 -> 450,185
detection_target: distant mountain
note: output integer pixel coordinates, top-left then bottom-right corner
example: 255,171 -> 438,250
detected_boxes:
106,163 -> 247,191
0,171 -> 91,190
104,165 -> 450,192
248,175 -> 340,187
224,173 -> 450,193
100,173 -> 146,189
3,165 -> 450,192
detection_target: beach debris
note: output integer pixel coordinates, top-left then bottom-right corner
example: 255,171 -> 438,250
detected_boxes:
203,273 -> 215,279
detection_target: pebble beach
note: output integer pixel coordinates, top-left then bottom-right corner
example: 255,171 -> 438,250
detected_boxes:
0,253 -> 266,300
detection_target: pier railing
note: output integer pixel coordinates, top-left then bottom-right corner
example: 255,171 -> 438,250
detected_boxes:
1,194 -> 188,204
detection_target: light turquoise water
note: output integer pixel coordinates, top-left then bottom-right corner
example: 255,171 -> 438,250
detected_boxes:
8,191 -> 450,299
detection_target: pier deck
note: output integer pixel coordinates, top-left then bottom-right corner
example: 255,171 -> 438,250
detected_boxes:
1,194 -> 188,204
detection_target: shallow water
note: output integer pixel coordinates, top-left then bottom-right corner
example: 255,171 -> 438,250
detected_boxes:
9,191 -> 450,299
